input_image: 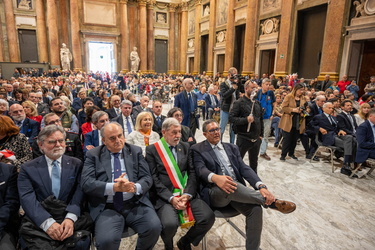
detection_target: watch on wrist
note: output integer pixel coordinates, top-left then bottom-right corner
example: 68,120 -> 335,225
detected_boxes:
258,184 -> 267,190
133,184 -> 137,194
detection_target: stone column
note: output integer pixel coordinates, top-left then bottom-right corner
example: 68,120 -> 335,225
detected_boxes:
168,4 -> 176,74
179,3 -> 188,74
147,1 -> 155,73
193,0 -> 202,75
36,0 -> 49,63
128,4 -> 136,52
120,0 -> 129,73
206,0 -> 216,76
274,0 -> 295,77
70,0 -> 82,70
242,0 -> 260,76
223,0 -> 235,76
59,0 -> 69,45
318,1 -> 347,81
138,0 -> 147,72
0,10 -> 5,61
3,0 -> 20,62
46,0 -> 60,67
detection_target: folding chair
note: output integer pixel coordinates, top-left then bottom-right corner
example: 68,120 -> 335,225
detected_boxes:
310,135 -> 340,173
350,158 -> 375,178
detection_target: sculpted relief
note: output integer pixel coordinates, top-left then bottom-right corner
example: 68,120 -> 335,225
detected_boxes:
260,17 -> 280,36
353,0 -> 375,17
262,0 -> 281,13
216,0 -> 228,26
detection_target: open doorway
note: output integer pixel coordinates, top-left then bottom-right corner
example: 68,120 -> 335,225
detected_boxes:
88,42 -> 115,73
259,49 -> 276,76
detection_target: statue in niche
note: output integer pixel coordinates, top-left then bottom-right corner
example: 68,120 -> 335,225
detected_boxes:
157,13 -> 166,23
130,47 -> 140,72
60,43 -> 72,71
18,0 -> 31,10
203,5 -> 210,16
354,0 -> 368,18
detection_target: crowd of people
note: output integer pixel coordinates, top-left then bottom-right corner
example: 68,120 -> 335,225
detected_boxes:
0,67 -> 374,249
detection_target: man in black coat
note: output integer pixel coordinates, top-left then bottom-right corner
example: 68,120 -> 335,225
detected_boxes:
151,100 -> 166,137
9,104 -> 39,145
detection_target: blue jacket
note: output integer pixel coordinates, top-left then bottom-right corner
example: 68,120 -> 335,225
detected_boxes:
174,90 -> 198,127
19,118 -> 39,145
356,120 -> 375,163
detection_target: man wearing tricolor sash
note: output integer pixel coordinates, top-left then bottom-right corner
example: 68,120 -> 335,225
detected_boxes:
146,118 -> 214,250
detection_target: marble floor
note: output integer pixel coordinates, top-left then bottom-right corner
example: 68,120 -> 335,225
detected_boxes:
120,104 -> 375,250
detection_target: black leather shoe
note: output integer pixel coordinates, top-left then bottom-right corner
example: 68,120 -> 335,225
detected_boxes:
306,155 -> 319,161
177,239 -> 192,250
340,167 -> 352,176
290,155 -> 298,161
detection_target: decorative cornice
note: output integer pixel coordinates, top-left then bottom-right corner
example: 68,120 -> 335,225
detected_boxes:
138,0 -> 147,7
168,3 -> 178,12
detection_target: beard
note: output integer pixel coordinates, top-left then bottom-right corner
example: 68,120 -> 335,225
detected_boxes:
46,146 -> 66,159
12,114 -> 26,122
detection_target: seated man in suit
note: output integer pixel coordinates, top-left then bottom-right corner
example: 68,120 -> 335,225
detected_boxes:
84,111 -> 109,155
337,100 -> 358,136
0,163 -> 19,250
132,96 -> 151,118
105,95 -> 121,120
72,89 -> 87,111
356,108 -> 375,164
18,125 -> 90,249
310,102 -> 357,176
29,92 -> 49,116
146,118 -> 214,250
32,113 -> 84,161
191,119 -> 296,250
9,103 -> 39,145
111,100 -> 136,138
151,100 -> 166,137
81,123 -> 161,250
205,86 -> 220,120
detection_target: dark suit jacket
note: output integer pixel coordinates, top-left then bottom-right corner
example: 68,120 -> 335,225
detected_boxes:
0,163 -> 19,234
18,155 -> 84,227
132,106 -> 151,118
145,141 -> 196,209
81,144 -> 153,221
337,112 -> 358,136
174,90 -> 198,127
310,113 -> 338,146
355,120 -> 375,163
84,130 -> 99,155
105,108 -> 119,120
152,114 -> 166,138
36,103 -> 50,116
191,140 -> 261,206
181,125 -> 196,146
219,80 -> 240,112
72,98 -> 83,111
205,94 -> 220,110
19,117 -> 39,145
111,115 -> 136,135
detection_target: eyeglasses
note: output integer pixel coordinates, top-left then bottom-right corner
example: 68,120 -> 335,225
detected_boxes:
46,139 -> 65,145
207,128 -> 220,133
46,119 -> 60,125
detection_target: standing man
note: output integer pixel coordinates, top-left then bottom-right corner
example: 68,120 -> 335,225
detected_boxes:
257,78 -> 275,161
146,118 -> 214,250
9,103 -> 39,145
219,67 -> 240,144
230,81 -> 264,173
151,100 -> 166,137
81,123 -> 161,250
18,125 -> 90,249
205,86 -> 220,119
111,100 -> 136,138
174,78 -> 199,136
191,120 -> 296,250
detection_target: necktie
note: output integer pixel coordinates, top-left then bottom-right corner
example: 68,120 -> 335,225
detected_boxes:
156,116 -> 161,127
347,114 -> 356,133
328,115 -> 335,125
211,95 -> 216,106
169,146 -> 176,160
16,121 -> 22,127
188,92 -> 194,112
318,108 -> 323,114
126,116 -> 132,134
116,108 -> 120,116
213,146 -> 236,180
51,160 -> 60,199
113,153 -> 123,212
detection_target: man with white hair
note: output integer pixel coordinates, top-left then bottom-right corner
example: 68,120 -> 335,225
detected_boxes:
9,103 -> 39,145
29,91 -> 50,116
205,86 -> 220,119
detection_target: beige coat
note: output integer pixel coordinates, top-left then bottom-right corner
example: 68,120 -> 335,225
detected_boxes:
278,94 -> 307,133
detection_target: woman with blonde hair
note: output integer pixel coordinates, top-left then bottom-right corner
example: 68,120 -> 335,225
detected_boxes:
22,100 -> 42,124
127,111 -> 160,155
354,102 -> 371,126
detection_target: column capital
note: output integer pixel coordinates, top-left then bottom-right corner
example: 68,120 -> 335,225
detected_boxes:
168,3 -> 178,12
179,2 -> 189,12
119,0 -> 128,4
138,0 -> 147,7
195,0 -> 202,7
147,0 -> 155,9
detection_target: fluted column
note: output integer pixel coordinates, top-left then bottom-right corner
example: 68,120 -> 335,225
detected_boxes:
46,0 -> 60,66
168,4 -> 176,74
36,0 -> 48,63
223,0 -> 235,76
120,0 -> 129,72
274,0 -> 295,77
147,1 -> 155,73
206,0 -> 216,76
193,0 -> 202,75
179,3 -> 188,74
318,0 -> 347,82
70,0 -> 82,70
4,0 -> 20,62
138,0 -> 147,72
242,0 -> 259,76
59,0 -> 69,45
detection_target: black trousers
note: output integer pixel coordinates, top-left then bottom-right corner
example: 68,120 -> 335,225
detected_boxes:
189,114 -> 198,136
236,137 -> 261,173
281,128 -> 300,157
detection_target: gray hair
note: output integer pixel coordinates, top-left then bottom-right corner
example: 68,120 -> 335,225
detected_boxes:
202,119 -> 219,132
262,78 -> 271,85
37,125 -> 66,144
316,95 -> 326,101
322,102 -> 333,109
92,111 -> 108,123
0,99 -> 9,110
207,86 -> 214,92
100,122 -> 123,138
161,118 -> 181,131
120,100 -> 133,107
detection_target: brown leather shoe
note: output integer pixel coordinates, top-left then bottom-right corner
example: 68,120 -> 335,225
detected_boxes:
271,200 -> 296,214
260,153 -> 271,161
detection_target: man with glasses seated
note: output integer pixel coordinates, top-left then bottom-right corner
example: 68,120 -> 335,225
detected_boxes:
32,113 -> 83,161
191,119 -> 296,250
105,95 -> 122,120
29,91 -> 50,116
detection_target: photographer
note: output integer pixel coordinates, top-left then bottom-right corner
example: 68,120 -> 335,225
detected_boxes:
278,83 -> 308,161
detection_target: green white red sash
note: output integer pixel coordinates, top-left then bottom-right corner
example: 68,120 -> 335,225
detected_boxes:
154,138 -> 195,228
